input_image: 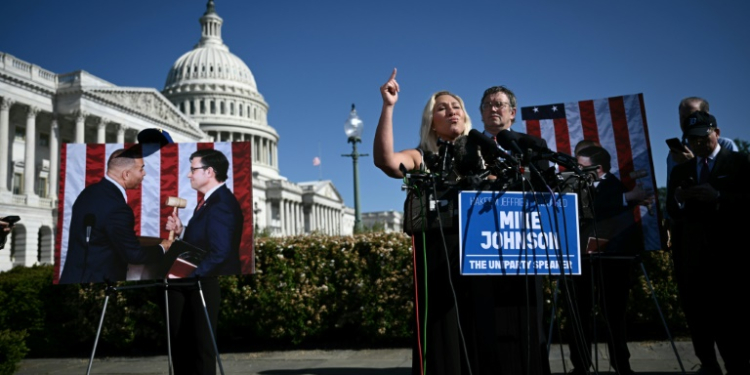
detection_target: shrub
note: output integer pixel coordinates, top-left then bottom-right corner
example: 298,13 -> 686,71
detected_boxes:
0,234 -> 686,358
0,329 -> 28,375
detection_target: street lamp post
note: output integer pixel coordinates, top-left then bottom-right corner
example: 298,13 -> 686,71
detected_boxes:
341,104 -> 368,233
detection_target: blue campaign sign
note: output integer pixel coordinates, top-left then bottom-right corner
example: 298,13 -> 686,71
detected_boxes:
458,191 -> 581,276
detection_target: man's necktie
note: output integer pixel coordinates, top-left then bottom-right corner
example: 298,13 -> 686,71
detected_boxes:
194,195 -> 205,214
698,157 -> 710,184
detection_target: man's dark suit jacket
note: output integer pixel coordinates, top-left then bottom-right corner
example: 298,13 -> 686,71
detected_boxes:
583,173 -> 640,255
59,178 -> 164,284
183,184 -> 243,277
667,147 -> 750,271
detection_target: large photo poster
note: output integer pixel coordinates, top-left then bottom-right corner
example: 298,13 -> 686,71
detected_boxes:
53,142 -> 254,284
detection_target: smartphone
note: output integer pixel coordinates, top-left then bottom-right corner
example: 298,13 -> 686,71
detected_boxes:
1,216 -> 20,225
665,138 -> 684,153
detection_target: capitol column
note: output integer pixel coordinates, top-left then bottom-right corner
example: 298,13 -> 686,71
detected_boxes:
96,117 -> 108,143
75,110 -> 87,143
24,106 -> 40,200
274,141 -> 279,169
117,124 -> 127,144
0,98 -> 14,193
49,115 -> 59,200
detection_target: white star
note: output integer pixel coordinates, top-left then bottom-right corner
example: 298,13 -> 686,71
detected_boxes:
533,107 -> 539,113
552,106 -> 558,112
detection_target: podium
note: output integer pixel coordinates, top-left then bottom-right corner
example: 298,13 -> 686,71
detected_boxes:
458,190 -> 581,276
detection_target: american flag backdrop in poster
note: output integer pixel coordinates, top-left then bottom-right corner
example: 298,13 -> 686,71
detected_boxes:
520,93 -> 661,251
53,142 -> 254,284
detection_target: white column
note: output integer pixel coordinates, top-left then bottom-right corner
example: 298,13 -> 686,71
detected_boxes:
96,117 -> 108,143
274,141 -> 278,169
250,135 -> 256,162
325,207 -> 330,235
294,202 -> 299,235
0,98 -> 14,192
117,124 -> 127,144
24,106 -> 40,197
282,199 -> 288,236
49,116 -> 59,200
75,111 -> 86,143
296,203 -> 301,235
312,205 -> 318,232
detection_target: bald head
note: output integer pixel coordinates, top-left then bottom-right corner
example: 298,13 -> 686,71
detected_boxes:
106,147 -> 146,189
678,97 -> 709,130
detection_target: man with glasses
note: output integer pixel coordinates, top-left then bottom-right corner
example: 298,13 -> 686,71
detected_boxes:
165,148 -> 244,375
667,111 -> 750,375
462,86 -> 552,374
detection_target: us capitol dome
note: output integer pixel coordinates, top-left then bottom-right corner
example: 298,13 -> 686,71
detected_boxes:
162,0 -> 279,181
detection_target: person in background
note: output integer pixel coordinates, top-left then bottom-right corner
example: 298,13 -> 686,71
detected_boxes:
667,111 -> 750,375
567,145 -> 640,375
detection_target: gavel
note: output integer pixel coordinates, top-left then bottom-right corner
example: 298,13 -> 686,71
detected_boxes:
165,196 -> 187,240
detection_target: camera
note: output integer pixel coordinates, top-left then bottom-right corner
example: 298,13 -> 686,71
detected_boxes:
1,216 -> 20,227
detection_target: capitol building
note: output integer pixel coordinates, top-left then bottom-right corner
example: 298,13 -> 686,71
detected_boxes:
0,1 -> 405,272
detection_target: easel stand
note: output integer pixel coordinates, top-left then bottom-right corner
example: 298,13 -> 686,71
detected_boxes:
87,281 -> 172,375
547,254 -> 686,374
86,278 -> 225,375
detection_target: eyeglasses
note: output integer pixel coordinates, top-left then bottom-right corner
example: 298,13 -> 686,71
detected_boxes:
189,166 -> 209,173
481,101 -> 512,111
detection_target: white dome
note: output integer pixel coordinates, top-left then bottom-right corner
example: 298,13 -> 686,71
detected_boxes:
163,0 -> 257,92
165,47 -> 257,91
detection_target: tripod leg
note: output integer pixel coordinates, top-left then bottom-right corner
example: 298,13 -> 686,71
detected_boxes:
547,276 -> 560,354
197,279 -> 225,375
164,279 -> 174,375
640,261 -> 686,374
86,292 -> 110,375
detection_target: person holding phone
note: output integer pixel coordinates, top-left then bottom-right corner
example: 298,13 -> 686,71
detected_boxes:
666,97 -> 738,184
667,111 -> 750,375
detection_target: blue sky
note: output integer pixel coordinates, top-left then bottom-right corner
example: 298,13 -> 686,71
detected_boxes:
2,1 -> 749,213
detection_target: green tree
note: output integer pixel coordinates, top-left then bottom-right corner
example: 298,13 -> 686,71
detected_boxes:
733,138 -> 749,154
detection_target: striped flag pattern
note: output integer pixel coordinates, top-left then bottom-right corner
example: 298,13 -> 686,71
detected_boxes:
521,93 -> 661,251
53,142 -> 255,283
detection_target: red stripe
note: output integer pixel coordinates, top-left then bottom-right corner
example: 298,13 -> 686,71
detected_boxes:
53,144 -> 69,284
638,93 -> 661,221
123,143 -> 143,235
524,119 -> 541,138
608,97 -> 635,188
551,118 -> 572,172
553,118 -> 572,155
85,144 -> 106,187
232,142 -> 255,273
160,144 -> 179,239
579,100 -> 599,143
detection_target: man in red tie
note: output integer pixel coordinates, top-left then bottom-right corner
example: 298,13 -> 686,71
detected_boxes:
667,111 -> 750,375
165,148 -> 244,375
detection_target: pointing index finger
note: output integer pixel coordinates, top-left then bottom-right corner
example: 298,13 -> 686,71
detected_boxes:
389,68 -> 397,81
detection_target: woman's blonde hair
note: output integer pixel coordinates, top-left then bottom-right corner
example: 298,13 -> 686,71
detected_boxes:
417,91 -> 472,154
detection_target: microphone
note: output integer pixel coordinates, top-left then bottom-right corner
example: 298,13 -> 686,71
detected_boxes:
494,130 -> 526,156
84,214 -> 96,244
453,134 -> 485,177
436,138 -> 454,178
468,129 -> 516,165
510,134 -> 580,171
